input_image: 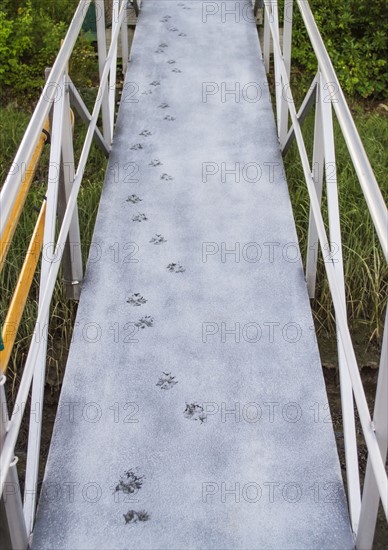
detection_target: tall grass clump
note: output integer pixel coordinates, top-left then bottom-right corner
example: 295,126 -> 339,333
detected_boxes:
0,103 -> 107,392
283,102 -> 388,342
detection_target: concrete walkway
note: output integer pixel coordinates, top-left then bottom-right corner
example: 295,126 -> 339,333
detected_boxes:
32,1 -> 354,548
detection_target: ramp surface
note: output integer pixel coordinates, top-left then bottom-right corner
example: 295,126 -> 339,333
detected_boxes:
32,1 -> 354,548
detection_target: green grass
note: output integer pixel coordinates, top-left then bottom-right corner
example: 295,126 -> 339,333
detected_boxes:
0,102 -> 107,389
283,95 -> 388,341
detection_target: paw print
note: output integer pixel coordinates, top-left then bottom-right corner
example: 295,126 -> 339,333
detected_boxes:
156,372 -> 178,390
167,59 -> 176,64
159,43 -> 168,49
160,173 -> 173,181
123,510 -> 150,524
150,81 -> 160,87
164,115 -> 175,121
168,27 -> 178,32
132,213 -> 148,222
172,68 -> 182,73
127,293 -> 147,307
160,15 -> 171,22
126,194 -> 142,204
150,234 -> 167,245
155,49 -> 164,54
131,143 -> 143,150
184,403 -> 207,423
115,469 -> 144,495
158,102 -> 169,109
135,316 -> 154,329
167,263 -> 185,273
139,129 -> 152,137
149,159 -> 163,167
142,90 -> 153,95
178,32 -> 187,37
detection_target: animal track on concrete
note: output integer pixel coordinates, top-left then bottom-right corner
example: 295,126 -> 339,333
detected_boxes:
149,159 -> 163,167
132,213 -> 148,222
164,115 -> 175,121
150,234 -> 167,245
172,68 -> 182,73
156,372 -> 178,390
158,102 -> 169,109
150,80 -> 160,87
135,316 -> 154,329
131,143 -> 143,150
167,263 -> 185,273
184,403 -> 207,423
178,32 -> 187,37
115,471 -> 150,525
115,469 -> 144,495
168,27 -> 178,32
126,194 -> 142,204
127,293 -> 147,307
139,129 -> 152,137
161,173 -> 173,181
123,510 -> 150,524
142,90 -> 152,95
167,59 -> 176,64
160,15 -> 171,22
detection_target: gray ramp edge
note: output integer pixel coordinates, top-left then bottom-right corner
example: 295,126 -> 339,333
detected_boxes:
32,1 -> 354,548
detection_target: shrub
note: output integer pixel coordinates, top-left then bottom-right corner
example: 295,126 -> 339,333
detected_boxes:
290,0 -> 387,98
0,0 -> 96,104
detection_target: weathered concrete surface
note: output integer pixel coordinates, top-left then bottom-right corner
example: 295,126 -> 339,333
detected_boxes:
32,1 -> 354,548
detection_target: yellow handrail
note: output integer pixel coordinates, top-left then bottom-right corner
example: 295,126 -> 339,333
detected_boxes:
0,201 -> 46,373
0,120 -> 50,274
0,106 -> 75,372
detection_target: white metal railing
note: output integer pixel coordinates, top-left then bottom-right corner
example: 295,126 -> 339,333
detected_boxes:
0,1 -> 133,546
258,0 -> 387,547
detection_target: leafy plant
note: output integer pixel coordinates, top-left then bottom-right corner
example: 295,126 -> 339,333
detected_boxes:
0,0 -> 97,104
278,0 -> 387,98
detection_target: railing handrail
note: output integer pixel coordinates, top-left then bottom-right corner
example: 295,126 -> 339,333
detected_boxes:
0,1 -> 130,545
0,0 -> 127,485
261,0 -> 387,546
296,0 -> 388,262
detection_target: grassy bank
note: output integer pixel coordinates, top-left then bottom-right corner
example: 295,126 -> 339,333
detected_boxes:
283,102 -> 388,341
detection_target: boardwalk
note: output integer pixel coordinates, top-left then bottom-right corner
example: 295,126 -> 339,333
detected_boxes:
31,1 -> 353,548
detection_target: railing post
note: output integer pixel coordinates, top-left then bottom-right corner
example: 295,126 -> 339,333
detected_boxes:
279,0 -> 293,146
57,74 -> 84,301
109,0 -> 120,137
121,2 -> 129,74
271,1 -> 282,132
263,1 -> 270,72
320,72 -> 361,532
95,0 -> 112,144
0,376 -> 28,550
306,74 -> 324,297
23,73 -> 66,535
356,309 -> 388,549
132,0 -> 140,17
